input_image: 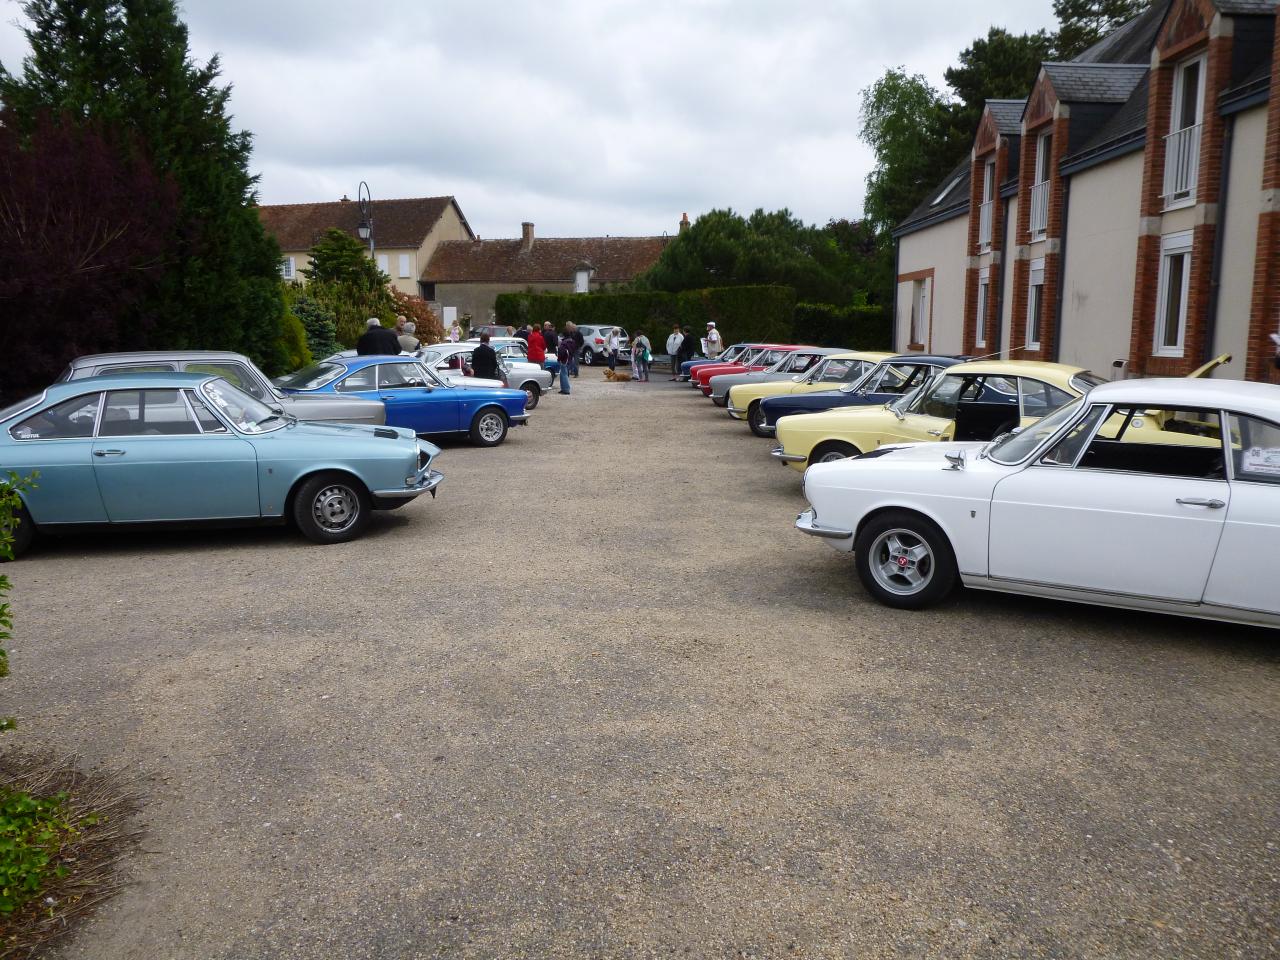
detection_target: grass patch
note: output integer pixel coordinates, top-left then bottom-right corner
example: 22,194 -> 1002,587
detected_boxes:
0,753 -> 139,959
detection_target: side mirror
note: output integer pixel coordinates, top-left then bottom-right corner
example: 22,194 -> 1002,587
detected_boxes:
791,375 -> 803,382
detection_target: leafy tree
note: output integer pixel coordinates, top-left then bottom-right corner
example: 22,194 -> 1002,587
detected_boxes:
299,229 -> 397,346
634,209 -> 867,306
390,288 -> 444,345
1054,0 -> 1151,60
944,28 -> 1056,138
0,0 -> 289,374
302,228 -> 388,288
0,107 -> 178,401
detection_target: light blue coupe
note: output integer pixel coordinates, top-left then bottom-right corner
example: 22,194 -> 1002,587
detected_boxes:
0,373 -> 443,557
278,355 -> 530,447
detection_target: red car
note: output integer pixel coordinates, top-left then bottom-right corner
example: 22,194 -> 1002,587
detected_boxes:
691,345 -> 798,394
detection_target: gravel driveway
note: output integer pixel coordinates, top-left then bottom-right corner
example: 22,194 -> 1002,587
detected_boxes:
8,374 -> 1279,959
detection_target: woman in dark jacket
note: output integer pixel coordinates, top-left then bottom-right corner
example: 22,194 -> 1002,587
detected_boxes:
556,333 -> 573,394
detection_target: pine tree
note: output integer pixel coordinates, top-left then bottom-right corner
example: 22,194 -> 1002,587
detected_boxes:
0,0 -> 289,373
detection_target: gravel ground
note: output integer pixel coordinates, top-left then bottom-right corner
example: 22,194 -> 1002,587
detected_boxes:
7,372 -> 1279,959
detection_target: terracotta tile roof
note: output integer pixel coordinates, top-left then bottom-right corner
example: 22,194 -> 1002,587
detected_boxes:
257,196 -> 468,251
425,235 -> 669,284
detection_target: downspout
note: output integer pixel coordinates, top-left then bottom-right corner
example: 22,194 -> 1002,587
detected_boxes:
1204,113 -> 1234,367
995,196 -> 1011,358
1052,177 -> 1071,363
891,238 -> 901,352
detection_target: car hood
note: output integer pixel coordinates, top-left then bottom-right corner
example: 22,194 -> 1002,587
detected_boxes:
280,419 -> 416,442
852,440 -> 987,463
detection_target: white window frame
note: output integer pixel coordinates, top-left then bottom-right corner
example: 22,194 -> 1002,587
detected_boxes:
1163,55 -> 1207,210
1030,131 -> 1052,240
1027,258 -> 1045,350
979,159 -> 996,252
909,278 -> 930,347
976,267 -> 990,349
1154,230 -> 1193,358
574,268 -> 591,294
376,253 -> 389,275
398,254 -> 412,279
280,256 -> 295,280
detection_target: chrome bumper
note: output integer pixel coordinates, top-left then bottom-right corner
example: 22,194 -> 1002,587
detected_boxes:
726,403 -> 745,420
375,468 -> 444,500
795,509 -> 852,540
511,413 -> 530,425
771,446 -> 807,463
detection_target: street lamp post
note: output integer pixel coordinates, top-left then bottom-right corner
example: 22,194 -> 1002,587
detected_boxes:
356,181 -> 374,257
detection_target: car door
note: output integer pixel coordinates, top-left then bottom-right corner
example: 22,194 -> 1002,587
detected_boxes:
92,388 -> 260,521
881,374 -> 966,444
6,392 -> 110,523
1202,413 -> 1280,616
989,404 -> 1229,602
376,361 -> 461,434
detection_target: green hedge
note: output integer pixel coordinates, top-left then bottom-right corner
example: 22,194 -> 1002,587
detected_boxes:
495,287 -> 890,353
495,285 -> 796,347
792,302 -> 891,350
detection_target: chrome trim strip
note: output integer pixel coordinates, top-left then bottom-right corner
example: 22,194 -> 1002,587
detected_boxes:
771,447 -> 807,463
795,509 -> 853,540
374,469 -> 444,498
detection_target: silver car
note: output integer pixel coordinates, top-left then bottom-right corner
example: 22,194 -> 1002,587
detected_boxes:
706,348 -> 845,406
60,351 -> 385,425
577,325 -> 631,365
449,339 -> 555,408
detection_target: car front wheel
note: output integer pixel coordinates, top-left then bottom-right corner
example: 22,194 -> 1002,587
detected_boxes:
520,382 -> 540,410
470,407 -> 509,446
810,441 -> 860,464
748,402 -> 768,437
293,473 -> 372,544
854,510 -> 957,610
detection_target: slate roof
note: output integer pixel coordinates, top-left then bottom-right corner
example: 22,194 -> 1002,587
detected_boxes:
424,235 -> 669,284
1041,62 -> 1149,103
258,196 -> 470,251
894,159 -> 971,237
1214,0 -> 1278,14
1074,1 -> 1170,64
987,99 -> 1026,135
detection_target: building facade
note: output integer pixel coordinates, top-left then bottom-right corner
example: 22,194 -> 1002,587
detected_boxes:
893,0 -> 1279,383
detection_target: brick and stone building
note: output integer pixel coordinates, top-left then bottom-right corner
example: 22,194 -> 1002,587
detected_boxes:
893,0 -> 1279,383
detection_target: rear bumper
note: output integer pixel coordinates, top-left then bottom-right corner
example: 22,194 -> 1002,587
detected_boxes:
795,509 -> 853,541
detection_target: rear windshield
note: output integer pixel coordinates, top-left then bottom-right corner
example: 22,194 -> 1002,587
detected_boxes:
0,394 -> 42,423
276,363 -> 345,390
1070,371 -> 1107,392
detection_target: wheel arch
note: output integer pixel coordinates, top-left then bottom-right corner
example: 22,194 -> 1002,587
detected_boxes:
854,503 -> 958,556
284,467 -> 370,520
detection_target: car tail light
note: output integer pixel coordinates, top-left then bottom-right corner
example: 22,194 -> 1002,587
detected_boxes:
594,337 -> 604,345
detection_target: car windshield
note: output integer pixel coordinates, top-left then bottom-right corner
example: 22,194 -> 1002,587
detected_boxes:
986,397 -> 1086,464
277,362 -> 345,390
1070,371 -> 1107,392
200,378 -> 285,433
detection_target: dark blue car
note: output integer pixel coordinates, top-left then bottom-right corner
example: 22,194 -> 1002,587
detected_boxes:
755,354 -> 965,436
279,356 -> 529,447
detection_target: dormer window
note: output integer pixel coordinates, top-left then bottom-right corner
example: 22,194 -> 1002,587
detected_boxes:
1030,131 -> 1052,239
978,159 -> 996,251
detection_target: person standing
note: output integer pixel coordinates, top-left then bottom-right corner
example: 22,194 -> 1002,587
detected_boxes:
356,318 -> 401,356
397,321 -> 420,353
632,330 -> 652,382
676,325 -> 698,374
665,324 -> 683,380
569,322 -> 584,377
526,325 -> 546,367
556,331 -> 573,394
516,324 -> 531,344
705,321 -> 724,359
394,315 -> 407,338
471,333 -> 500,380
447,319 -> 463,342
605,327 -> 621,371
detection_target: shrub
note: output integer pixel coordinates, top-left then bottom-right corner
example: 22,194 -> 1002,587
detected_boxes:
284,288 -> 341,362
0,788 -> 79,916
792,302 -> 892,349
391,288 -> 444,345
278,310 -> 312,372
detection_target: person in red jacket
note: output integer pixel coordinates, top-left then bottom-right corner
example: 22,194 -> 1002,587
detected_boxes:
526,327 -> 546,365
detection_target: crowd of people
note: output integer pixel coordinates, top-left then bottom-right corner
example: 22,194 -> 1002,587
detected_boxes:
354,313 -> 730,392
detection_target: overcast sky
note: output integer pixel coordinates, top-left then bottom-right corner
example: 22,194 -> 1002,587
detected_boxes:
0,0 -> 1059,239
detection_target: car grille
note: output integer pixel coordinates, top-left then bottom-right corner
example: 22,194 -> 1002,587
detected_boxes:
418,447 -> 431,472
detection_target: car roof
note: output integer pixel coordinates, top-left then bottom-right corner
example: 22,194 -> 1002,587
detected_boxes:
885,354 -> 966,365
942,359 -> 1091,389
35,372 -> 215,401
1088,377 -> 1280,417
67,350 -> 253,367
828,350 -> 896,362
332,355 -> 414,369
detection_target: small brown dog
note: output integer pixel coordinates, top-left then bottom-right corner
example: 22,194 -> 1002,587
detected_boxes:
603,368 -> 633,382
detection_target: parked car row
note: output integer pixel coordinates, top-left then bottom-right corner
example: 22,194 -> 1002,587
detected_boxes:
684,343 -> 1279,629
2,346 -> 537,557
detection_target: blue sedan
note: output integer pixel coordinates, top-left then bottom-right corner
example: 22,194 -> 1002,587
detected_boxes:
0,373 -> 444,556
278,356 -> 529,447
757,355 -> 966,436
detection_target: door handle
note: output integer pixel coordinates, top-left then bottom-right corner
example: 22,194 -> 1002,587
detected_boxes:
1175,497 -> 1225,508
381,395 -> 395,401
928,429 -> 945,437
94,449 -> 125,457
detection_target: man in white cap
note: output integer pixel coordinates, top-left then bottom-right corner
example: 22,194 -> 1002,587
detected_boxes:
705,321 -> 724,359
356,317 -> 402,356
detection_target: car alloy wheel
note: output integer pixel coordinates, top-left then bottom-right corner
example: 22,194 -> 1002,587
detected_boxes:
581,350 -> 595,366
313,483 -> 360,534
521,383 -> 540,410
479,412 -> 504,442
866,528 -> 934,596
748,403 -> 767,436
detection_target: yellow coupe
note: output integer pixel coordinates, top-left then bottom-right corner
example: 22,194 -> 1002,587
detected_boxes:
771,360 -> 1104,471
725,351 -> 891,428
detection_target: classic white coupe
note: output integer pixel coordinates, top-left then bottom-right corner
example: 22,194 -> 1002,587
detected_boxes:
796,377 -> 1280,629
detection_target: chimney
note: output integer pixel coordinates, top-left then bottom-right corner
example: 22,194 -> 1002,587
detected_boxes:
520,221 -> 535,252
339,194 -> 350,202
679,212 -> 690,233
